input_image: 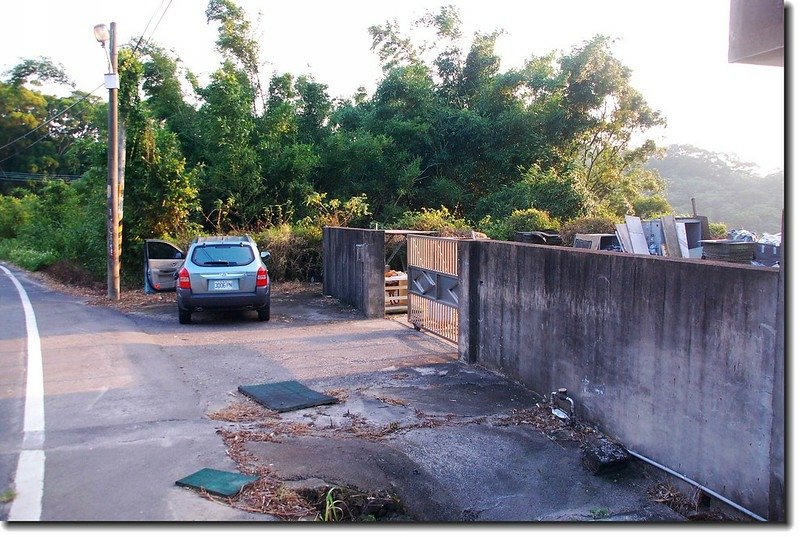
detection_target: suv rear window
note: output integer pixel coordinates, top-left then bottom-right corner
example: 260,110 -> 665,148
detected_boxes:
191,244 -> 255,267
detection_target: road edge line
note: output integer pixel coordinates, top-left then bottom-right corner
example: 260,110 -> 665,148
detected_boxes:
1,265 -> 46,522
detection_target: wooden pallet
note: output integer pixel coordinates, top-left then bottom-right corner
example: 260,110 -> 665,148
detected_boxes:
385,274 -> 408,313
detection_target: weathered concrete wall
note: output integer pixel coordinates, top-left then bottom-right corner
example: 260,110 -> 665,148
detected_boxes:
459,240 -> 782,520
322,227 -> 385,318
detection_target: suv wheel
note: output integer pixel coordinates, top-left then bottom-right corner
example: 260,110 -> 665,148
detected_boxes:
257,304 -> 270,322
178,307 -> 192,324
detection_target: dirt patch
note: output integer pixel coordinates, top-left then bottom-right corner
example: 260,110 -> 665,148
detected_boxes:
24,264 -> 169,312
22,265 -> 337,318
201,385 -> 617,521
42,260 -> 103,288
298,484 -> 409,522
207,427 -> 409,521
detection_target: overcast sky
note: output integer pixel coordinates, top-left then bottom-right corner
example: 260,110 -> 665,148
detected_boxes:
0,0 -> 786,173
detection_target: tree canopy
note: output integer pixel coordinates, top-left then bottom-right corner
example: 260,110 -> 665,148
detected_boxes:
0,1 -> 708,281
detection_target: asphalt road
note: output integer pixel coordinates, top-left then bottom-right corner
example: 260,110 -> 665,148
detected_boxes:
0,264 -> 457,522
1,264 -> 687,524
0,264 -> 288,522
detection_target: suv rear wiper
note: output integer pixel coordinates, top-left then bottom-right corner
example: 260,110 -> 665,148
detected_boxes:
201,260 -> 233,266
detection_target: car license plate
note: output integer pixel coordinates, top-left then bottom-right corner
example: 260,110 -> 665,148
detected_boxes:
210,279 -> 238,291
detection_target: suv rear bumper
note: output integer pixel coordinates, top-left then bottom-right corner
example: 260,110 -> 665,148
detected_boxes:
177,286 -> 270,311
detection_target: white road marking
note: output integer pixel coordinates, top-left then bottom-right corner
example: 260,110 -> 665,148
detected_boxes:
1,265 -> 46,521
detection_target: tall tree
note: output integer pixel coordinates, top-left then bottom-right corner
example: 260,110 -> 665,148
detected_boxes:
118,49 -> 200,245
139,44 -> 200,164
558,36 -> 667,216
205,0 -> 264,111
196,61 -> 263,228
0,59 -> 103,178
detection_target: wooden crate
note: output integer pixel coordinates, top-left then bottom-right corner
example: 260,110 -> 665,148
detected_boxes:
385,273 -> 408,313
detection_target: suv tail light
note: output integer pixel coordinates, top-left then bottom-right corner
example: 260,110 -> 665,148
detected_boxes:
178,267 -> 191,289
256,266 -> 269,287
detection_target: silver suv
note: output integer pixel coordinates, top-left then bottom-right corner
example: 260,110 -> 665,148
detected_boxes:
145,235 -> 271,324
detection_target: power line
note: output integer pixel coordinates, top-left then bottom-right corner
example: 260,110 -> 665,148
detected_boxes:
0,128 -> 55,166
0,172 -> 82,183
132,0 -> 169,55
0,0 -> 175,161
0,84 -> 104,153
138,0 -> 174,54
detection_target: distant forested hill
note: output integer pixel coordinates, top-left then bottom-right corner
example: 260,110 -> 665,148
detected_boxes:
647,144 -> 784,234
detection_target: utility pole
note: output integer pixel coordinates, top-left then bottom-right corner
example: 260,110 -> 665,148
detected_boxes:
106,22 -> 120,301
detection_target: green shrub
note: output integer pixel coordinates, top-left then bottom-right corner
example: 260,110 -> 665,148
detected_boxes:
252,223 -> 323,282
0,194 -> 39,239
0,239 -> 58,271
302,192 -> 370,229
709,222 -> 727,239
559,216 -> 617,247
391,206 -> 473,237
471,165 -> 587,222
478,208 -> 558,241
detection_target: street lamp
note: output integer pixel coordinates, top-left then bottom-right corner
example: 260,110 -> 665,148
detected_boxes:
93,24 -> 109,45
95,22 -> 120,301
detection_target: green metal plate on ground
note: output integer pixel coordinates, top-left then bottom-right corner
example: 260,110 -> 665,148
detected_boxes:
238,380 -> 337,412
175,468 -> 259,497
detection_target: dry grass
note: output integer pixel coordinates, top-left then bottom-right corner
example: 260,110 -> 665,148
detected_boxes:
648,482 -> 691,512
324,389 -> 349,402
207,429 -> 316,520
492,404 -> 598,444
376,396 -> 407,407
647,483 -> 732,521
207,400 -> 281,423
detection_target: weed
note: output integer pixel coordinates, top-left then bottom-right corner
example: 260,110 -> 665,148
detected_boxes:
589,507 -> 611,520
1,489 -> 16,503
318,487 -> 346,522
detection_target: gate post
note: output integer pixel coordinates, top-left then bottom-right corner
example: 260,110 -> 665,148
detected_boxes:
458,239 -> 480,363
359,231 -> 386,318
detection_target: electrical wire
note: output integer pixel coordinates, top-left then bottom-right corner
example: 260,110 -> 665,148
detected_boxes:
0,128 -> 57,166
0,0 -> 174,161
0,171 -> 81,180
138,0 -> 174,54
0,84 -> 104,153
131,0 -> 169,55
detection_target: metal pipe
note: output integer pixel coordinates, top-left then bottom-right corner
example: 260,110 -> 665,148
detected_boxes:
626,449 -> 767,522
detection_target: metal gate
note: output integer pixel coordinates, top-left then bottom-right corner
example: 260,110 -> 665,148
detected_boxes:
407,235 -> 460,343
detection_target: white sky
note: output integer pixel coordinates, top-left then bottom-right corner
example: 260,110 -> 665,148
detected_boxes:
0,0 -> 787,173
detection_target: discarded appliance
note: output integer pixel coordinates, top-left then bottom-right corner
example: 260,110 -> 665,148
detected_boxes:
573,233 -> 620,251
754,242 -> 781,267
614,215 -> 707,258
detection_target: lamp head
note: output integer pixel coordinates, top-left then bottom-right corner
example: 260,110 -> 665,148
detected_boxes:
94,24 -> 109,46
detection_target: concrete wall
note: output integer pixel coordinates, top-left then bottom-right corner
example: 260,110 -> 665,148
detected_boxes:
322,227 -> 385,318
458,239 -> 783,520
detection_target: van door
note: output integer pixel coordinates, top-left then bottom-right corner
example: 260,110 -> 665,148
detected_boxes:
144,239 -> 184,292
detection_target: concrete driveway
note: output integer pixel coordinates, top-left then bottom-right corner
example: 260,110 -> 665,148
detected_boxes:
122,282 -> 685,522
